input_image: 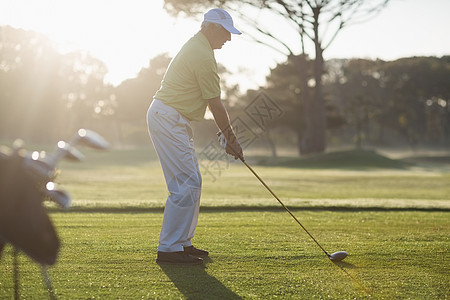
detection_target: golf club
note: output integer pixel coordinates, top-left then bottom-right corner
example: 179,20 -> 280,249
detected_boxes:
44,128 -> 109,168
23,129 -> 109,182
44,182 -> 71,208
70,128 -> 110,150
218,132 -> 347,262
241,159 -> 347,262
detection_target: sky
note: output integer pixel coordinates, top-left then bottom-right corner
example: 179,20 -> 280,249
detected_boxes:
1,0 -> 449,90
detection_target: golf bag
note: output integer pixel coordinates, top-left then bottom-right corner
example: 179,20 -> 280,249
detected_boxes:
0,129 -> 109,298
0,148 -> 60,265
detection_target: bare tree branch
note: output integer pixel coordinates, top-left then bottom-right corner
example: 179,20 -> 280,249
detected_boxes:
236,8 -> 295,56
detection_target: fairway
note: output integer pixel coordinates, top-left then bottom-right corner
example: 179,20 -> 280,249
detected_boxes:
0,148 -> 449,299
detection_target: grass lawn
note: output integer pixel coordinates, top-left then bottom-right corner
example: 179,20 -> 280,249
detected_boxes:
0,148 -> 449,299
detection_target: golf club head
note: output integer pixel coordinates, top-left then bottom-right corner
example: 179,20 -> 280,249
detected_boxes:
42,140 -> 84,168
329,251 -> 348,262
63,144 -> 85,162
44,182 -> 71,208
25,156 -> 57,181
75,129 -> 110,150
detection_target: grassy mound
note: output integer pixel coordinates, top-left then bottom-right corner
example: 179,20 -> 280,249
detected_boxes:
256,149 -> 411,169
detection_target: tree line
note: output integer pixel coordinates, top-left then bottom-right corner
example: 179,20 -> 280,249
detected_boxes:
255,55 -> 450,155
1,26 -> 449,154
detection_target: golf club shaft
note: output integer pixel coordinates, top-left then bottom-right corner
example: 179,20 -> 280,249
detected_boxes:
240,158 -> 331,258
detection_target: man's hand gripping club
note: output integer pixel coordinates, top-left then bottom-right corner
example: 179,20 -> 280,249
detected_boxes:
208,97 -> 244,161
217,131 -> 244,161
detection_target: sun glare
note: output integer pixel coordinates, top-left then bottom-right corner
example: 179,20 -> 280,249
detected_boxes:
1,0 -> 199,85
2,0 -> 450,90
2,0 -> 271,89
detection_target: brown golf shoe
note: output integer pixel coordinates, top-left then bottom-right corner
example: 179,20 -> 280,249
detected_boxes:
156,251 -> 203,265
183,246 -> 209,257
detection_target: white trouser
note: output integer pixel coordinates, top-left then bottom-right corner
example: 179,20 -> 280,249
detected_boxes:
147,99 -> 202,252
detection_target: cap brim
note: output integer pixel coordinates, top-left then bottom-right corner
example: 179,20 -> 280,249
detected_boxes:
223,24 -> 241,35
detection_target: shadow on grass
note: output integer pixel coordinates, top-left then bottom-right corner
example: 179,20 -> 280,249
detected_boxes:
334,260 -> 357,269
51,205 -> 450,214
157,258 -> 240,299
332,261 -> 373,296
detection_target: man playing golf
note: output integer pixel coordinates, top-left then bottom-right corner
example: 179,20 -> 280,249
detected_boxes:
147,8 -> 244,265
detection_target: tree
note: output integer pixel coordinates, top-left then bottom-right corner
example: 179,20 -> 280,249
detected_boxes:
325,56 -> 450,147
162,0 -> 390,155
0,26 -> 63,141
58,51 -> 112,134
263,55 -> 309,152
0,26 -> 112,142
112,53 -> 171,144
380,57 -> 450,146
115,53 -> 171,124
328,59 -> 385,147
260,55 -> 345,154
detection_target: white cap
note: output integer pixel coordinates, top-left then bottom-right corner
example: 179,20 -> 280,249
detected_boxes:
204,8 -> 241,35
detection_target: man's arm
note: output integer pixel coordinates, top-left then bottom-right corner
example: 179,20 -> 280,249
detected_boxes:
208,97 -> 244,160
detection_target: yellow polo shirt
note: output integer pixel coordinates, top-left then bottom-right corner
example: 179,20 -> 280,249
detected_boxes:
154,32 -> 221,121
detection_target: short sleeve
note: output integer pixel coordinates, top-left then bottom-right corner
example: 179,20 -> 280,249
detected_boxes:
195,58 -> 221,100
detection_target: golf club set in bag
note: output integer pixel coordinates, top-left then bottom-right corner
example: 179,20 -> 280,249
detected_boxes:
0,129 -> 109,299
217,132 -> 348,262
